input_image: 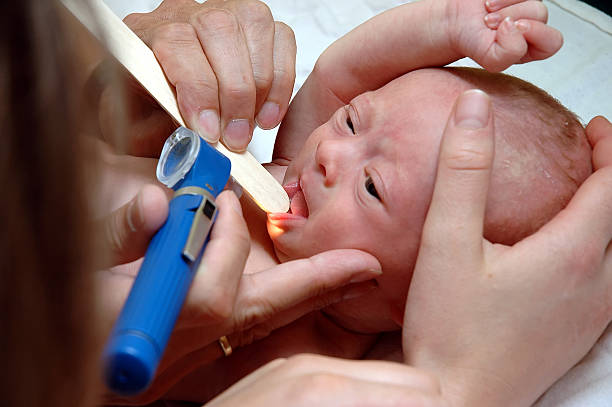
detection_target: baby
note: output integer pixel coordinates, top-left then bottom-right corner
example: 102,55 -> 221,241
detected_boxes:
165,49 -> 591,407
112,0 -> 593,402
161,65 -> 591,403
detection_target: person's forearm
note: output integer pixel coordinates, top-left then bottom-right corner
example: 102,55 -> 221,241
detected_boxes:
273,0 -> 459,163
315,0 -> 458,102
427,366 -> 542,407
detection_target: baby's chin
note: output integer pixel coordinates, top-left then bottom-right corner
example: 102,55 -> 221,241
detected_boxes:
266,213 -> 308,263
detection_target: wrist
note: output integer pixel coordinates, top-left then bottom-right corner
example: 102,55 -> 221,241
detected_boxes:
427,0 -> 464,60
437,368 -> 537,407
406,354 -> 526,407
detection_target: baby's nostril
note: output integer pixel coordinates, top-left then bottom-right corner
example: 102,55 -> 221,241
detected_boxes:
319,163 -> 326,177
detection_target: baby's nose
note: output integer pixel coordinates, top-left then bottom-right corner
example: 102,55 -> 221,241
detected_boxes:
315,138 -> 352,186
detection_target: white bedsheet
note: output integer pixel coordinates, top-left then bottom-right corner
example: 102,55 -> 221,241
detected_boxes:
104,1 -> 612,405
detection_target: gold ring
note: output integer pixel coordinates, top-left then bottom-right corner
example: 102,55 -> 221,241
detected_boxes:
218,335 -> 232,356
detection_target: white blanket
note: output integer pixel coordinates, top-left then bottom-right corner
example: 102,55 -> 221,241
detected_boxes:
104,1 -> 612,405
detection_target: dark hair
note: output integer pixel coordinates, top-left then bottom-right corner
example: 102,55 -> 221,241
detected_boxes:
0,1 -> 99,405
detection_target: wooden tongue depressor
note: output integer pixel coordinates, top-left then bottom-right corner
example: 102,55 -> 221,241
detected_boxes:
60,0 -> 290,214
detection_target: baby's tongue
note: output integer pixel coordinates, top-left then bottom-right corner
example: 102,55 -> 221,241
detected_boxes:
290,190 -> 309,218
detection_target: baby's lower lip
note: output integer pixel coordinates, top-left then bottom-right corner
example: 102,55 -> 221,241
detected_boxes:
267,212 -> 307,229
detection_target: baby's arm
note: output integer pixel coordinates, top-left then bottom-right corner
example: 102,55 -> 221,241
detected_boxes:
273,0 -> 561,164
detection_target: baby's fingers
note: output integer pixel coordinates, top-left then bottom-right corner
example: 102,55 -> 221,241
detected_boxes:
485,0 -> 547,29
516,20 -> 563,63
482,17 -> 527,72
485,0 -> 541,13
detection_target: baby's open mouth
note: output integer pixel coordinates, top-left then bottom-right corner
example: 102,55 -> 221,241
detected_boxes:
284,181 -> 309,218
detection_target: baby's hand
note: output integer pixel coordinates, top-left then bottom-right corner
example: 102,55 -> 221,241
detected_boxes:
445,0 -> 562,71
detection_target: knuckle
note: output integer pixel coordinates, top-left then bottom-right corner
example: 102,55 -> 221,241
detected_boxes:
202,290 -> 234,321
104,212 -> 125,256
444,147 -> 491,171
231,328 -> 254,348
297,266 -> 328,297
239,0 -> 273,23
175,78 -> 219,100
253,69 -> 274,91
220,83 -> 256,107
234,296 -> 278,330
233,322 -> 274,347
123,12 -> 145,28
191,8 -> 238,34
151,22 -> 197,53
310,292 -> 340,311
533,1 -> 548,22
274,21 -> 296,41
272,65 -> 295,87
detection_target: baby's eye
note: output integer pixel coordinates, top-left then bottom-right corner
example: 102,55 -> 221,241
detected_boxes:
346,115 -> 355,134
365,176 -> 381,201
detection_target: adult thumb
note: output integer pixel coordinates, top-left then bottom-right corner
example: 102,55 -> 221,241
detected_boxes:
99,184 -> 169,267
421,89 -> 494,254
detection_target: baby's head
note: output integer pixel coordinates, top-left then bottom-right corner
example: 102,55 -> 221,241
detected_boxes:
268,67 -> 592,332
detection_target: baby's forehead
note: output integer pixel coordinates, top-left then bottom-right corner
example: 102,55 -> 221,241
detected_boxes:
346,70 -> 472,215
350,68 -> 469,124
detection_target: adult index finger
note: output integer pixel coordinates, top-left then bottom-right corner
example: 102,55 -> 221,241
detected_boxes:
420,90 -> 494,264
231,249 -> 382,331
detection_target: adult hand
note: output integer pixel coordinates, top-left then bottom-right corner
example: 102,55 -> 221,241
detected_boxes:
586,115 -> 612,170
205,354 -> 448,407
443,0 -> 562,72
97,188 -> 382,405
113,0 -> 296,154
403,90 -> 612,406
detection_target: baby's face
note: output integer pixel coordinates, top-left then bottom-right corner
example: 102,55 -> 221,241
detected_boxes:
268,69 -> 469,332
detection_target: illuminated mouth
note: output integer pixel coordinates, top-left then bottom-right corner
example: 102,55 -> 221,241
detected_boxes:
284,181 -> 309,218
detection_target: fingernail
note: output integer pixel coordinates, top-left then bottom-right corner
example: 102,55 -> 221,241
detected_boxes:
515,20 -> 530,33
196,110 -> 220,142
455,89 -> 490,129
349,269 -> 383,284
342,281 -> 379,301
501,16 -> 515,32
127,193 -> 143,232
226,176 -> 243,199
255,102 -> 280,129
484,13 -> 501,28
223,119 -> 251,151
485,0 -> 498,11
219,189 -> 243,216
